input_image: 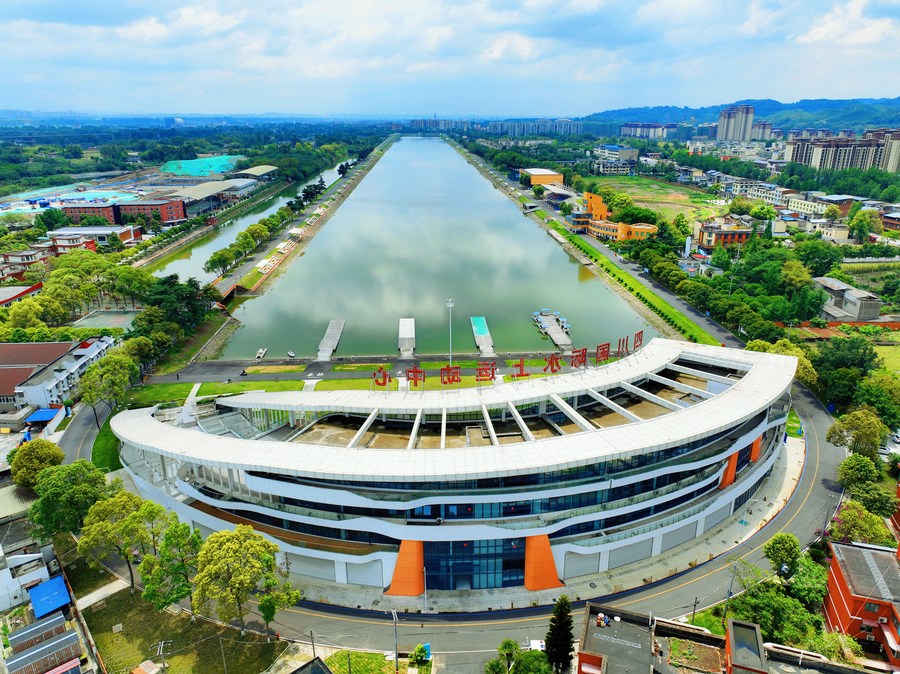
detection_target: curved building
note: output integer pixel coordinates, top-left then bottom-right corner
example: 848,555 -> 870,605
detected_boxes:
112,339 -> 796,597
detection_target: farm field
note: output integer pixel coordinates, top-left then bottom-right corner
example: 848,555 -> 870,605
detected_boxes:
585,175 -> 727,222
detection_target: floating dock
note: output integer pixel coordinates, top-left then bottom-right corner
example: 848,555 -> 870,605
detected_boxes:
315,320 -> 346,361
398,318 -> 416,359
470,316 -> 496,357
533,312 -> 573,354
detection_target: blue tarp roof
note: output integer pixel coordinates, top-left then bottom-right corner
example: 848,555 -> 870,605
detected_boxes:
30,575 -> 70,618
26,408 -> 58,423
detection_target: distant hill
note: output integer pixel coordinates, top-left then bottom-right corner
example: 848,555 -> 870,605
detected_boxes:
583,98 -> 900,132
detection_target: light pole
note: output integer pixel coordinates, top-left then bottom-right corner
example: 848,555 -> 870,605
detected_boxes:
445,297 -> 454,367
391,610 -> 400,674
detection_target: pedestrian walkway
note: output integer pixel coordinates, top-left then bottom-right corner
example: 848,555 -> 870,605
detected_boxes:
288,436 -> 805,615
178,382 -> 203,425
75,578 -> 129,610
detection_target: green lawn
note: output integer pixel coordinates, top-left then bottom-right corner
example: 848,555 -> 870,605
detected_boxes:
245,364 -> 307,374
125,383 -> 194,407
92,416 -> 122,473
688,608 -> 726,635
876,345 -> 900,372
55,414 -> 75,431
54,533 -> 115,598
84,589 -> 284,674
325,651 -> 430,674
154,312 -> 229,375
421,360 -> 480,369
239,268 -> 265,289
786,408 -> 804,438
331,363 -> 389,372
315,378 -> 397,391
198,380 -> 306,396
584,176 -> 726,222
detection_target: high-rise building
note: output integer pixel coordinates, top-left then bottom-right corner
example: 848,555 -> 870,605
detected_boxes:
784,129 -> 900,172
717,105 -> 754,142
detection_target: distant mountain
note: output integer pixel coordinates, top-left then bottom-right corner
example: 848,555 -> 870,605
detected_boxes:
582,98 -> 900,132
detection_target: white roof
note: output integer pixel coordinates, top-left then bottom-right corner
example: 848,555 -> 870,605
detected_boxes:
111,339 -> 796,483
522,168 -> 561,176
233,165 -> 278,177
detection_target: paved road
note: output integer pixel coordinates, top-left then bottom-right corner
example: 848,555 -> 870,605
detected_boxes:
57,402 -> 110,464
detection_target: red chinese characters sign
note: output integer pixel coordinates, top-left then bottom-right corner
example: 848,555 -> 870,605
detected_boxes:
596,343 -> 610,364
440,366 -> 462,386
570,347 -> 587,369
511,358 -> 530,378
406,366 -> 426,388
372,367 -> 392,388
476,361 -> 497,383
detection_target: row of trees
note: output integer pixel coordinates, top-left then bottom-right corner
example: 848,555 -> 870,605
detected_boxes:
203,204 -> 299,277
26,458 -> 300,635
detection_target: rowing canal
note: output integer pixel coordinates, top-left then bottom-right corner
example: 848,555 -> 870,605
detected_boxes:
223,136 -> 656,359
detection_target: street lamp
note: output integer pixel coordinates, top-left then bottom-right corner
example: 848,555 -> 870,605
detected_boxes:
445,298 -> 454,367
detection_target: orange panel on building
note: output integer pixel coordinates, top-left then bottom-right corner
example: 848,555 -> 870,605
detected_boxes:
584,192 -> 609,221
749,435 -> 762,462
718,453 -> 738,489
524,534 -> 564,591
385,540 -> 425,596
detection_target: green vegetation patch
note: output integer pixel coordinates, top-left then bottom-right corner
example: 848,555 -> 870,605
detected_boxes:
125,383 -> 194,407
55,533 -> 114,597
84,589 -> 283,674
245,364 -> 307,374
786,408 -> 804,438
92,416 -> 122,473
875,345 -> 900,373
198,380 -> 306,396
325,650 -> 430,674
154,311 -> 229,375
331,363 -> 390,372
315,378 -> 398,391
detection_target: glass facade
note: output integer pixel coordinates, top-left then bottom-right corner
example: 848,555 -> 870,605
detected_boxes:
425,538 -> 525,590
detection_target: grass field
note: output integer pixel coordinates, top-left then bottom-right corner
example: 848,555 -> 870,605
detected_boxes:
245,364 -> 307,374
331,363 -> 389,372
55,533 -> 115,597
585,175 -> 726,222
198,380 -> 306,396
876,345 -> 900,372
126,383 -> 194,407
84,590 -> 283,674
92,416 -> 123,472
786,408 -> 803,438
325,651 -> 430,674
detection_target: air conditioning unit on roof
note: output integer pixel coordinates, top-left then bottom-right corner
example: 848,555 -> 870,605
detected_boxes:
879,617 -> 889,624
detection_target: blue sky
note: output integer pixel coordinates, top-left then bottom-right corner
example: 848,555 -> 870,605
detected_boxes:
2,0 -> 898,117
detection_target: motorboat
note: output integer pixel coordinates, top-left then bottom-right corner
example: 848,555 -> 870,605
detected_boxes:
256,348 -> 267,360
287,351 -> 296,358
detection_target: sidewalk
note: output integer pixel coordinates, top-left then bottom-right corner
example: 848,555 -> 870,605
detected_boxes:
75,578 -> 129,611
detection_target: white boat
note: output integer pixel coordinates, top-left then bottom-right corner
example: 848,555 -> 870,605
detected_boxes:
287,351 -> 296,358
256,348 -> 267,360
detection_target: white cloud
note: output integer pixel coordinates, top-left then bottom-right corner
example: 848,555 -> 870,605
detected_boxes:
798,0 -> 898,45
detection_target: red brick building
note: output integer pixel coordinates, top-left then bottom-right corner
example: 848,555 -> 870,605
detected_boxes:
61,202 -> 117,224
119,199 -> 186,224
825,541 -> 900,664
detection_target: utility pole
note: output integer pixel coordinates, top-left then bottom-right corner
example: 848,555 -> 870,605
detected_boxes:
219,636 -> 228,674
152,640 -> 171,672
392,609 -> 400,674
723,562 -> 738,622
691,597 -> 699,626
347,650 -> 352,674
310,630 -> 316,659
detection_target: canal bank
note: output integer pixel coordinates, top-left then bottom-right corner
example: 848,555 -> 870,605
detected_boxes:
446,137 -> 683,343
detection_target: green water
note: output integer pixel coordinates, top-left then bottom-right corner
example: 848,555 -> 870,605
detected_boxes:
159,155 -> 244,176
223,137 -> 655,359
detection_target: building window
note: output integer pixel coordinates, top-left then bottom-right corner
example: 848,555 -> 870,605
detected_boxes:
865,602 -> 880,613
860,623 -> 874,633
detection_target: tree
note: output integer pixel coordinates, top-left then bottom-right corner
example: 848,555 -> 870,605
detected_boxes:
559,202 -> 573,216
794,239 -> 843,277
827,407 -> 889,462
77,490 -> 143,589
710,245 -> 731,271
119,336 -> 157,374
545,595 -> 573,673
194,525 -> 279,630
848,483 -> 898,518
258,578 -> 302,637
7,298 -> 46,329
532,185 -> 546,199
203,248 -> 234,277
849,209 -> 883,242
749,204 -> 777,223
727,583 -> 817,645
484,659 -> 506,674
513,650 -> 553,674
28,460 -> 119,538
805,632 -> 861,665
829,500 -> 895,546
80,354 -> 140,428
837,453 -> 880,488
729,197 -> 754,216
762,533 -> 801,575
139,519 -> 203,612
672,212 -> 690,236
410,644 -> 428,665
823,204 -> 842,222
498,638 -> 520,673
10,439 -> 64,490
854,371 -> 900,432
787,555 -> 827,610
780,260 -> 811,291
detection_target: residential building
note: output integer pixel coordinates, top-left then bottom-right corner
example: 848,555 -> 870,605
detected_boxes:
751,121 -> 774,141
593,144 -> 639,163
46,225 -> 137,247
0,283 -> 42,308
0,249 -> 49,282
33,232 -> 97,257
785,129 -> 900,172
119,198 -> 187,225
786,197 -> 827,219
621,123 -> 666,139
814,194 -> 866,218
695,223 -> 754,252
0,544 -> 51,612
744,183 -> 797,207
813,277 -> 882,321
588,220 -> 657,241
718,105 -> 754,142
883,211 -> 900,233
112,340 -> 795,597
61,202 -> 117,224
825,541 -> 900,665
520,168 -> 563,186
12,336 -> 116,409
593,161 -> 632,175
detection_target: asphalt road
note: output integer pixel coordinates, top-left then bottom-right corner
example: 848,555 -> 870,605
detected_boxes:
57,402 -> 110,464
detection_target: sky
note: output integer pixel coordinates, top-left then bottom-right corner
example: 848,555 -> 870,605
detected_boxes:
2,0 -> 899,118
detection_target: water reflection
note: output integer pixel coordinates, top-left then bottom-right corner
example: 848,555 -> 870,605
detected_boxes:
223,137 -> 654,358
